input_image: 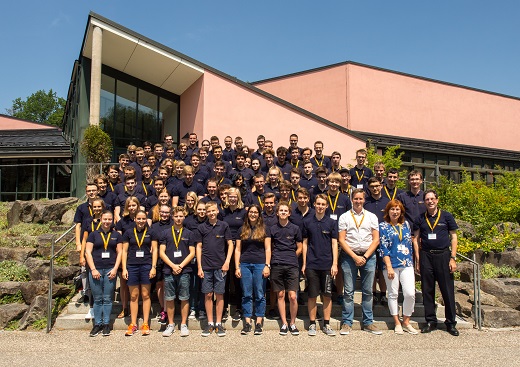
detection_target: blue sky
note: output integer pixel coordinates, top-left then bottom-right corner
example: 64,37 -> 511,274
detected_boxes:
1,1 -> 520,114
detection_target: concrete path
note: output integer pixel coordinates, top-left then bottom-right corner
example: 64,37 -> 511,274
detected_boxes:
1,328 -> 519,366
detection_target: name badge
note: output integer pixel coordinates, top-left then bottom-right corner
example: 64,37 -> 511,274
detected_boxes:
330,214 -> 338,220
174,251 -> 182,258
101,251 -> 110,259
136,251 -> 144,258
357,184 -> 363,189
428,233 -> 437,240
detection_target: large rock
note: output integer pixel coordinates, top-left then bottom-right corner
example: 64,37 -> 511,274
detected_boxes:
475,249 -> 520,269
481,305 -> 520,328
61,209 -> 75,225
0,303 -> 29,328
7,197 -> 79,226
19,281 -> 72,305
456,261 -> 475,282
54,266 -> 81,284
68,251 -> 80,266
470,291 -> 509,308
456,219 -> 477,240
18,295 -> 54,330
25,258 -> 50,281
0,247 -> 37,263
0,282 -> 22,297
480,278 -> 520,310
454,292 -> 473,318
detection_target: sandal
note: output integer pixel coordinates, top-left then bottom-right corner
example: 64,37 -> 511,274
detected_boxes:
117,308 -> 127,319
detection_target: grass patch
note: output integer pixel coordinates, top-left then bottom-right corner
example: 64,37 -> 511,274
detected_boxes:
6,222 -> 53,237
481,263 -> 520,279
31,317 -> 47,330
0,260 -> 30,282
0,290 -> 24,305
4,319 -> 20,331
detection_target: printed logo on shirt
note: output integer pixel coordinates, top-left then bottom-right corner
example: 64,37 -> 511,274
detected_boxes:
322,230 -> 330,234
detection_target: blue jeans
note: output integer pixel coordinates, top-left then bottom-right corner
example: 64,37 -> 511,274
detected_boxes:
240,263 -> 267,318
88,268 -> 116,325
341,252 -> 376,326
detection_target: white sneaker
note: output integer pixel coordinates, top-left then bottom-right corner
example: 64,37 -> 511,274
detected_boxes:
394,324 -> 404,335
85,308 -> 94,320
180,324 -> 189,337
189,310 -> 196,320
162,324 -> 175,337
402,324 -> 418,335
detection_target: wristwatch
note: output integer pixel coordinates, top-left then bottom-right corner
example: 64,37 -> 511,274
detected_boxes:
265,263 -> 271,269
450,256 -> 456,260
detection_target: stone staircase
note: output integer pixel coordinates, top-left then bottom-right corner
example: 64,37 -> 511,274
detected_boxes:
54,285 -> 473,333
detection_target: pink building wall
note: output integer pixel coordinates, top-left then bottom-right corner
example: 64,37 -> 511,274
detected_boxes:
255,63 -> 520,152
0,116 -> 57,130
180,70 -> 366,162
180,75 -> 204,141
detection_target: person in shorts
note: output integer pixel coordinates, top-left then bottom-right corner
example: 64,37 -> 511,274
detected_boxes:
302,194 -> 338,336
195,201 -> 234,337
159,206 -> 196,337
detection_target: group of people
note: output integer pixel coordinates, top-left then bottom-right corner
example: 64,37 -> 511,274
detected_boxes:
74,132 -> 460,338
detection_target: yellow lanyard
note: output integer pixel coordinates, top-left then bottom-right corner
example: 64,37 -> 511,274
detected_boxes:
172,227 -> 183,250
328,193 -> 339,214
291,189 -> 297,202
88,206 -> 93,217
109,182 -> 114,191
391,224 -> 403,241
134,227 -> 147,249
292,160 -> 299,168
384,186 -> 397,200
257,195 -> 264,210
314,156 -> 324,167
351,210 -> 365,230
332,165 -> 342,172
100,232 -> 111,251
91,220 -> 101,232
218,177 -> 224,185
426,210 -> 441,232
142,182 -> 148,196
355,170 -> 364,182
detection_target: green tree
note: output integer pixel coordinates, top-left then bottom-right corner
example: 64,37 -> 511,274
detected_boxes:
6,89 -> 66,127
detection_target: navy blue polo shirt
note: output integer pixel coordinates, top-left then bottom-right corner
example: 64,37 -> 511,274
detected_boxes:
222,148 -> 236,163
381,186 -> 405,201
115,215 -> 136,234
232,167 -> 255,183
166,176 -> 183,192
400,190 -> 426,225
289,205 -> 315,229
87,229 -> 121,269
302,215 -> 338,270
99,191 -> 117,212
267,221 -> 302,268
311,156 -> 331,171
144,195 -> 159,212
115,191 -> 146,209
160,226 -> 195,275
194,220 -> 232,270
122,226 -> 153,265
114,183 -> 146,196
74,201 -> 96,224
245,191 -> 264,208
300,175 -> 318,191
139,181 -> 155,198
183,214 -> 206,231
349,166 -> 373,189
81,217 -> 102,235
262,211 -> 278,228
200,196 -> 221,205
238,227 -> 266,264
324,192 -> 352,219
171,181 -> 205,206
220,207 -> 247,240
150,219 -> 172,239
264,183 -> 281,199
193,168 -> 210,188
414,210 -> 458,251
364,195 -> 390,223
275,161 -> 292,181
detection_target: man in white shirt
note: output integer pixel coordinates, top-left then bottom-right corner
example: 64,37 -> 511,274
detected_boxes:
338,188 -> 382,335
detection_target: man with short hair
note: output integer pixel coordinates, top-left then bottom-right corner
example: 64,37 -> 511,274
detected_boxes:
114,175 -> 146,222
339,168 -> 352,196
212,161 -> 232,186
245,174 -> 266,209
118,153 -> 130,182
382,168 -> 405,201
401,170 -> 426,225
191,153 -> 209,187
252,135 -> 266,163
187,133 -> 199,158
262,193 -> 278,228
210,146 -> 232,178
222,136 -> 235,163
301,147 -> 312,163
325,172 -> 352,220
275,146 -> 292,180
413,190 -> 459,336
330,151 -> 343,173
234,136 -> 244,153
289,147 -> 302,169
154,144 -> 165,168
232,152 -> 255,184
289,168 -> 302,202
200,178 -> 221,204
288,133 -> 303,158
300,160 -> 318,191
171,166 -> 205,207
311,167 -> 329,201
261,148 -> 275,174
373,161 -> 386,184
302,194 -> 338,336
349,149 -> 373,189
311,141 -> 331,171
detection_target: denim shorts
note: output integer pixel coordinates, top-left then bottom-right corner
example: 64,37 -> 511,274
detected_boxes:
201,269 -> 227,295
127,264 -> 153,286
164,273 -> 190,301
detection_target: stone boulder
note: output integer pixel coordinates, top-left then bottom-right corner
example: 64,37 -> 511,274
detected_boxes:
25,258 -> 50,281
0,303 -> 29,328
0,282 -> 22,297
456,261 -> 475,282
61,209 -> 75,225
454,292 -> 473,318
68,251 -> 80,266
481,305 -> 520,328
0,247 -> 37,263
480,278 -> 520,310
470,292 -> 509,309
474,248 -> 520,269
456,219 -> 477,240
18,295 -> 54,330
19,281 -> 72,305
7,197 -> 79,226
54,266 -> 81,284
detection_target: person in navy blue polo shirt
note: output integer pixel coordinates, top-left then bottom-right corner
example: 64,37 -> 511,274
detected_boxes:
324,172 -> 352,220
74,182 -> 99,254
245,174 -> 266,209
401,170 -> 427,225
311,141 -> 331,172
382,168 -> 405,201
114,176 -> 146,222
262,193 -> 278,228
299,160 -> 318,192
195,201 -> 234,337
171,165 -> 205,207
413,190 -> 459,336
122,210 -> 157,336
349,149 -> 373,189
160,206 -> 196,337
302,194 -> 338,336
85,210 -> 122,337
266,201 -> 303,336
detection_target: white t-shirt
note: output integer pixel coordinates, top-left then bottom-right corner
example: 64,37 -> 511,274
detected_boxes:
338,209 -> 379,253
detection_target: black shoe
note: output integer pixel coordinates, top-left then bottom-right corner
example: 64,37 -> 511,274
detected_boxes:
222,310 -> 229,321
102,324 -> 111,336
76,294 -> 89,304
90,324 -> 103,337
421,322 -> 437,333
447,326 -> 459,336
241,323 -> 252,335
290,324 -> 300,336
254,323 -> 263,335
233,309 -> 243,322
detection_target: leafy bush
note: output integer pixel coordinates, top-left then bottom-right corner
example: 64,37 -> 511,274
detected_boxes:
0,290 -> 24,305
0,261 -> 30,282
32,317 -> 47,330
80,125 -> 112,163
365,144 -> 408,189
5,320 -> 20,331
480,263 -> 520,279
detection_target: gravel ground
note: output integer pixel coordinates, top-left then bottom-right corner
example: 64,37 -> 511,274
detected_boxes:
1,328 -> 519,366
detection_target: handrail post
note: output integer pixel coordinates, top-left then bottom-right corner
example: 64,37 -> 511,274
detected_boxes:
476,256 -> 482,330
46,161 -> 50,199
46,235 -> 56,333
472,253 -> 477,328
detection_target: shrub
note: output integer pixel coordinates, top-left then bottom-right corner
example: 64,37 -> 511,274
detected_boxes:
80,125 -> 112,164
0,290 -> 24,305
480,263 -> 520,279
0,261 -> 30,282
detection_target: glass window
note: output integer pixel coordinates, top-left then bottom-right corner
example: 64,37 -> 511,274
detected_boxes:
411,152 -> 423,164
160,97 -> 179,144
114,81 -> 137,148
137,89 -> 158,145
437,155 -> 448,166
100,75 -> 115,138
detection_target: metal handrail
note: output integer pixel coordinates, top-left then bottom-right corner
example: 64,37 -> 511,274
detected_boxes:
46,222 -> 77,333
456,252 -> 482,330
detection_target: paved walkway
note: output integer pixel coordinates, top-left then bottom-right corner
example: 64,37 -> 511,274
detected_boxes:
1,328 -> 519,366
